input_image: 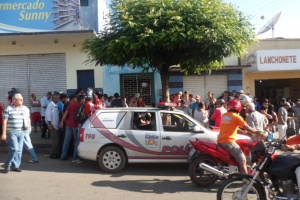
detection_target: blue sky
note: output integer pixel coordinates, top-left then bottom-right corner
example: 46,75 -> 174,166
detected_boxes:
223,0 -> 300,39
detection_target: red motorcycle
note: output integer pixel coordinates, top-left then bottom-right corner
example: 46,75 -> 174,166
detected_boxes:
188,137 -> 262,187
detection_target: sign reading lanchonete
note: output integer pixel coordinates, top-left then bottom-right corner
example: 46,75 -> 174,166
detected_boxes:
246,49 -> 300,72
0,0 -> 81,33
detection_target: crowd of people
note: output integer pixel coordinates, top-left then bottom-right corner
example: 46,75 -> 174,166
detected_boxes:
170,89 -> 300,173
0,88 -> 149,173
170,89 -> 300,139
1,86 -> 300,173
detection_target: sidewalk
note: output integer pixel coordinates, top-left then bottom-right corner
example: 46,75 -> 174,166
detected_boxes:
30,130 -> 52,148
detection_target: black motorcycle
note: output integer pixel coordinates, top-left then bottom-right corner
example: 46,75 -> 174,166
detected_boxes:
217,138 -> 300,200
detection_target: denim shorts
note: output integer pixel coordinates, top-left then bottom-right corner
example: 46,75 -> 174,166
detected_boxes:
219,142 -> 246,162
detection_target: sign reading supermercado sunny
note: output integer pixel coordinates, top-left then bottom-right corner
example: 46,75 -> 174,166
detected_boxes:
0,0 -> 81,33
246,49 -> 300,72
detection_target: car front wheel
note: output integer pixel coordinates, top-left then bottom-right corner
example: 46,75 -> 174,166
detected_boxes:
98,146 -> 126,173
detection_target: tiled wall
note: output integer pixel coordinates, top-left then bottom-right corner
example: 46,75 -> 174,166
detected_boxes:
169,69 -> 243,94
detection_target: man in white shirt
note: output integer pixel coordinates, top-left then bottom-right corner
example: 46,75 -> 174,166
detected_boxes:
45,93 -> 60,159
41,92 -> 52,139
186,94 -> 195,116
205,91 -> 216,109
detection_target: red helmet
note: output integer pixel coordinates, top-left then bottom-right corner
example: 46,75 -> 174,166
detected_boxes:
227,100 -> 242,112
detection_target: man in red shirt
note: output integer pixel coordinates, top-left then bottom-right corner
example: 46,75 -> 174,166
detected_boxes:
137,96 -> 145,107
59,94 -> 83,163
211,99 -> 227,127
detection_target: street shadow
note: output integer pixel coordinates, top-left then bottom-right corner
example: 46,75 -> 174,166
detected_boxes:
0,151 -> 192,177
91,178 -> 221,194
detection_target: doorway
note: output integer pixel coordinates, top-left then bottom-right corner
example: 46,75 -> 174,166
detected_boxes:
255,78 -> 300,105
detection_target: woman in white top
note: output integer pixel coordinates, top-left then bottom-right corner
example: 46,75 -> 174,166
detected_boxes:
30,93 -> 42,133
193,101 -> 209,127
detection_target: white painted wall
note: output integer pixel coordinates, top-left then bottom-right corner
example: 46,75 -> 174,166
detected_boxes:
0,33 -> 103,90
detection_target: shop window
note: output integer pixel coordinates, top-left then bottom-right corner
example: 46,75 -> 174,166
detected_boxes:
80,0 -> 88,6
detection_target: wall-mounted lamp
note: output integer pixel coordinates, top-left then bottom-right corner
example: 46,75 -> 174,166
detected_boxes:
12,41 -> 16,45
54,39 -> 58,44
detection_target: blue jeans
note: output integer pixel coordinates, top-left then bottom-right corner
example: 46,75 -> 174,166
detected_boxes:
5,130 -> 25,169
23,129 -> 38,162
61,126 -> 80,160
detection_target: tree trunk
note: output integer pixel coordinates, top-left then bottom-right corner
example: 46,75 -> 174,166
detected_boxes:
160,66 -> 170,102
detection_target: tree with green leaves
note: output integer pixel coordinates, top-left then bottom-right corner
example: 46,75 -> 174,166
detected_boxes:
82,0 -> 256,102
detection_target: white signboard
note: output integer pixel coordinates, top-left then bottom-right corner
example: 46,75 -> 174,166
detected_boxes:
246,49 -> 300,72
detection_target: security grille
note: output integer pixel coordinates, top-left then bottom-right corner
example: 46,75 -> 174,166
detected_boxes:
120,73 -> 154,106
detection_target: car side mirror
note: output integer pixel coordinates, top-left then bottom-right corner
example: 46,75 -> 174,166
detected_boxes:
193,126 -> 204,133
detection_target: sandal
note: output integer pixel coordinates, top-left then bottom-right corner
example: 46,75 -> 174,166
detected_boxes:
27,160 -> 38,163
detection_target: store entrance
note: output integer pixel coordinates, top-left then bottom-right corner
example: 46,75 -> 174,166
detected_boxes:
255,78 -> 300,106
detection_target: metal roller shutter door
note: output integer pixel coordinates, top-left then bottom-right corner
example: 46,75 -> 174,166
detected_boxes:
205,75 -> 228,99
0,55 -> 30,107
183,75 -> 228,100
29,54 -> 67,102
0,54 -> 66,107
183,76 -> 205,99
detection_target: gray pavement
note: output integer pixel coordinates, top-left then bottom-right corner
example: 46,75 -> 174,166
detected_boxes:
30,129 -> 52,148
0,151 -> 218,200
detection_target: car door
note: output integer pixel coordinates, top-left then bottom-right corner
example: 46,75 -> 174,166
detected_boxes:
117,111 -> 161,161
158,110 -> 204,161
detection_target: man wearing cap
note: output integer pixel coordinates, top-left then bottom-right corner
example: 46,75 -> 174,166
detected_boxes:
277,98 -> 290,139
211,99 -> 227,127
192,95 -> 201,118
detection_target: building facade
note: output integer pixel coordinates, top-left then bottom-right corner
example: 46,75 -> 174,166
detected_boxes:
0,0 -> 107,106
103,56 -> 246,105
242,39 -> 300,105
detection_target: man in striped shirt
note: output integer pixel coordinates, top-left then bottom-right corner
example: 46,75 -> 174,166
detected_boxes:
1,93 -> 30,173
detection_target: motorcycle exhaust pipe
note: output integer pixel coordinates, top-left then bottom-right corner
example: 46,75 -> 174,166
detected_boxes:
199,163 -> 229,178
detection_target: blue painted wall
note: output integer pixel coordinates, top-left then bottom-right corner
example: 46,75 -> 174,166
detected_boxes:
103,65 -> 162,103
103,66 -> 243,103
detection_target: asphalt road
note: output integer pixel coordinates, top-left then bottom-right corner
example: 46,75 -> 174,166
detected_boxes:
0,148 -> 220,200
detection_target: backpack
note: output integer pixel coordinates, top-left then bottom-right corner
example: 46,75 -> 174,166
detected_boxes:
74,103 -> 86,124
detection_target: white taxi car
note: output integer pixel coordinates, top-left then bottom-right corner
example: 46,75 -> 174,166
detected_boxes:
78,107 -> 219,173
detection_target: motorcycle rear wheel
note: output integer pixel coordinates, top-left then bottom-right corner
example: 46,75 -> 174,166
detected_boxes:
188,155 -> 219,187
217,178 -> 266,200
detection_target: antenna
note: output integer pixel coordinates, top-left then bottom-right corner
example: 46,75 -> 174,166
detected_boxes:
257,12 -> 281,39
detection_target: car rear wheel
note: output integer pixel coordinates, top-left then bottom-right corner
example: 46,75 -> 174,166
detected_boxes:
98,146 -> 126,173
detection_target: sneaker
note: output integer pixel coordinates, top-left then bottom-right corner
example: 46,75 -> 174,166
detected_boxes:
11,168 -> 22,172
3,166 -> 10,173
72,159 -> 83,164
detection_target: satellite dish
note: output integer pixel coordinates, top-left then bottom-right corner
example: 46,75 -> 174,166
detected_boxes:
257,12 -> 281,38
